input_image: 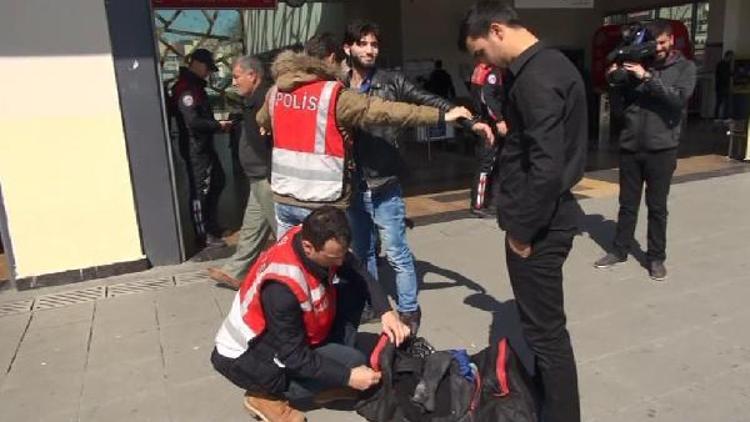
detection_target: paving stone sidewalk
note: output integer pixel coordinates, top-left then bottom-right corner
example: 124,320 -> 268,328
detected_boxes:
0,172 -> 748,422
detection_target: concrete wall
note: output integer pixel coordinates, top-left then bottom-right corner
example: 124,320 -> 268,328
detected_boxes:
597,0 -> 685,14
0,0 -> 144,278
722,0 -> 750,56
245,2 -> 347,55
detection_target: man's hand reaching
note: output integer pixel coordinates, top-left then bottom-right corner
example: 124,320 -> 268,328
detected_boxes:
445,106 -> 473,122
380,310 -> 410,347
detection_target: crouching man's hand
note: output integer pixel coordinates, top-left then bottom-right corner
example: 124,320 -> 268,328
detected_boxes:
381,310 -> 411,347
349,365 -> 382,391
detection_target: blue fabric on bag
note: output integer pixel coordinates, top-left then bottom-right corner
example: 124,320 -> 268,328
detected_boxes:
449,349 -> 475,383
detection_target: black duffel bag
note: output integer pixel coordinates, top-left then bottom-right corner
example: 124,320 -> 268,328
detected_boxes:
356,335 -> 538,422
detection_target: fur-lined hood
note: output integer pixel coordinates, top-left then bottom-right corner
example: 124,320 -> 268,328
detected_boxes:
271,50 -> 344,92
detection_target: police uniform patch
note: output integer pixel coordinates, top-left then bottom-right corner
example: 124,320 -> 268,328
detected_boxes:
487,74 -> 497,85
182,95 -> 194,107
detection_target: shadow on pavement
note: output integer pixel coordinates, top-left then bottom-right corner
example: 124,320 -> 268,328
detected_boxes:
573,201 -> 649,271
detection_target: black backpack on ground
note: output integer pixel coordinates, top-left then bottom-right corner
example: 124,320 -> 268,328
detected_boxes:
355,336 -> 538,422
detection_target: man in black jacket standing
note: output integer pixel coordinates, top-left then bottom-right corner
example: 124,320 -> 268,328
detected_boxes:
594,20 -> 696,281
461,2 -> 587,421
343,20 -> 493,332
208,55 -> 276,289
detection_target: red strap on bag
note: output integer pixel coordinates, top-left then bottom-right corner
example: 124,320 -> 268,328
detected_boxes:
495,338 -> 511,397
369,333 -> 390,371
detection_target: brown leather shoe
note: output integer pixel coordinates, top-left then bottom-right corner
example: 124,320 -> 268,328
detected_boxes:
244,392 -> 305,422
207,267 -> 241,290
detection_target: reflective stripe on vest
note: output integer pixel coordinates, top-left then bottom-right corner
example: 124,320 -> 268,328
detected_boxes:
214,226 -> 337,359
269,81 -> 345,202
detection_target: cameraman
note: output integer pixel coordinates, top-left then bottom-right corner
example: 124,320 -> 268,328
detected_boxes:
595,20 -> 696,280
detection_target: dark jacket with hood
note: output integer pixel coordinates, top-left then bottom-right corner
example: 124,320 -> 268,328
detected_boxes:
346,69 -> 454,192
612,51 -> 696,152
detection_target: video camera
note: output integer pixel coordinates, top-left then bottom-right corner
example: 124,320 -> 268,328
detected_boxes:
606,22 -> 657,87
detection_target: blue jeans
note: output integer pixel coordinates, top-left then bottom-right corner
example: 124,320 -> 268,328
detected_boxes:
275,203 -> 312,238
348,183 -> 418,312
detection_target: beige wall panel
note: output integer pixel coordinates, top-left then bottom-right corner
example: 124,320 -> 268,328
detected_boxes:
0,0 -> 144,278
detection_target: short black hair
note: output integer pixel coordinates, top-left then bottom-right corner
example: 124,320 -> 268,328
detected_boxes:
646,19 -> 674,37
305,32 -> 340,60
343,20 -> 381,46
458,1 -> 522,52
301,206 -> 351,250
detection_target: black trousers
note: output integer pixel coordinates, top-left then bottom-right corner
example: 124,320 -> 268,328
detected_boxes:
613,148 -> 677,262
187,138 -> 225,238
471,140 -> 499,209
715,91 -> 730,119
506,208 -> 579,422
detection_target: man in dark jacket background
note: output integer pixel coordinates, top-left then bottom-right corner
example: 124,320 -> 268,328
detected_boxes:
207,55 -> 276,289
425,60 -> 456,99
171,48 -> 233,248
715,50 -> 733,119
594,19 -> 697,281
343,20 -> 493,332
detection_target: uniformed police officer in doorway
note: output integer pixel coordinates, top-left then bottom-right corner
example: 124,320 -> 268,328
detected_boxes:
171,48 -> 233,248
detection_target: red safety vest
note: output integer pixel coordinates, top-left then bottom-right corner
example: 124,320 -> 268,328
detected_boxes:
268,80 -> 346,202
214,226 -> 338,358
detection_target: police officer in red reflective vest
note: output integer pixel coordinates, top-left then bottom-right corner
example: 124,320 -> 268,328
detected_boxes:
170,48 -> 232,248
256,48 -> 473,238
211,207 -> 409,421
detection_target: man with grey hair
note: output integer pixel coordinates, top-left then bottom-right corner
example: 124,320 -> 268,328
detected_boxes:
208,55 -> 276,289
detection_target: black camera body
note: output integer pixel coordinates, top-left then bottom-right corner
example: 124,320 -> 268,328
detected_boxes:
606,22 -> 657,87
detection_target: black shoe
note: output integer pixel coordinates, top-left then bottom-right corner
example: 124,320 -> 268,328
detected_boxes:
205,234 -> 227,248
649,261 -> 667,281
399,307 -> 422,336
470,207 -> 495,219
359,304 -> 380,325
594,252 -> 627,269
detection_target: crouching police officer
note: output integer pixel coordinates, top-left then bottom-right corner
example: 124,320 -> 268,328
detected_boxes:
211,206 -> 410,421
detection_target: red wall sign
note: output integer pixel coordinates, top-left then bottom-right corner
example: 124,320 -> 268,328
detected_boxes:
152,0 -> 277,9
